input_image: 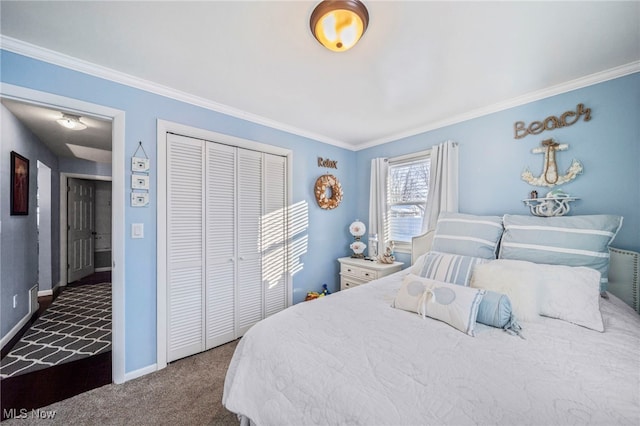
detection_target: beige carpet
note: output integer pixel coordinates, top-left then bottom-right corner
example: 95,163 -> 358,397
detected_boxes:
2,340 -> 240,425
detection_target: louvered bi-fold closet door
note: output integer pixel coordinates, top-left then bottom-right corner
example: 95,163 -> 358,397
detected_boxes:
167,134 -> 205,362
166,136 -> 289,361
263,154 -> 287,317
205,142 -> 237,349
236,149 -> 264,335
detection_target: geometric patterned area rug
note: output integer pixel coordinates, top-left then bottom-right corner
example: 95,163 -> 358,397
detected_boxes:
0,282 -> 111,379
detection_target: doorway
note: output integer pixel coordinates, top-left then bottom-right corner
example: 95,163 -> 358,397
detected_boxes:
1,83 -> 126,384
37,161 -> 52,292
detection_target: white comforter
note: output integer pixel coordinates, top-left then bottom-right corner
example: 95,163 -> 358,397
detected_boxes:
223,271 -> 640,425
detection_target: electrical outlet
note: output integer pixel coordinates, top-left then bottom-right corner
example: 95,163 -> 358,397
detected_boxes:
13,294 -> 17,308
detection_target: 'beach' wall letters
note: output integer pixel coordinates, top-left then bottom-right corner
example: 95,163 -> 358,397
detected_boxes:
514,103 -> 591,139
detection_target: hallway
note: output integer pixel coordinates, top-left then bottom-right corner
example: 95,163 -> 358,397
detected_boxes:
1,272 -> 112,418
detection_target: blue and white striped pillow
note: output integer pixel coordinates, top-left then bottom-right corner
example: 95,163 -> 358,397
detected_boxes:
431,213 -> 504,259
418,251 -> 489,286
499,214 -> 623,292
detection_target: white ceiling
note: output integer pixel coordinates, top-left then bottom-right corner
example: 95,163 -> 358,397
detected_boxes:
1,1 -> 639,150
1,98 -> 113,162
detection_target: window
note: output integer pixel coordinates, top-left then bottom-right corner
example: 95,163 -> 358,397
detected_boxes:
387,153 -> 430,250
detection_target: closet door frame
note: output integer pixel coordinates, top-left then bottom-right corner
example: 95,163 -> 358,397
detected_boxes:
156,120 -> 293,371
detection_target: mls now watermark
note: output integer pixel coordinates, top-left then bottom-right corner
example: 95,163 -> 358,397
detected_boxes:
3,408 -> 57,419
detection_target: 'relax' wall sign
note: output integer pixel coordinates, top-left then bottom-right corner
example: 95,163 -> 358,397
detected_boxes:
317,157 -> 338,169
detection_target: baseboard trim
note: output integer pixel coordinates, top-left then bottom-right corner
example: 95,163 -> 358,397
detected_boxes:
38,282 -> 62,298
0,310 -> 37,358
124,363 -> 158,382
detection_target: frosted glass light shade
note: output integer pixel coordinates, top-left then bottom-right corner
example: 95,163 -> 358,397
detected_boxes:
349,220 -> 366,237
310,0 -> 369,52
57,114 -> 87,131
350,240 -> 367,254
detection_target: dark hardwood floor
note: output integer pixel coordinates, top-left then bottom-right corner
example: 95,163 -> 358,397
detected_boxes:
1,272 -> 112,421
67,270 -> 112,287
1,352 -> 112,420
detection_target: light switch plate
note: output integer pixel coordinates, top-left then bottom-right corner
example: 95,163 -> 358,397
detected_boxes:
132,223 -> 144,239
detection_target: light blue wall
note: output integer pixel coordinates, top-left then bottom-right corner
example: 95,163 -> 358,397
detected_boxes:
1,50 -> 357,372
356,73 -> 640,266
1,103 -> 60,336
3,48 -> 638,375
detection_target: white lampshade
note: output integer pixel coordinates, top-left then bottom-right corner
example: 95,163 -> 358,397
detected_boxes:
349,220 -> 366,237
350,241 -> 366,255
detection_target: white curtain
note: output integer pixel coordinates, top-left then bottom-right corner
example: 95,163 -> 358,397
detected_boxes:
369,158 -> 388,257
422,140 -> 459,232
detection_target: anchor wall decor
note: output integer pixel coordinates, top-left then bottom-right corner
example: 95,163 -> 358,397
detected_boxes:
521,138 -> 582,187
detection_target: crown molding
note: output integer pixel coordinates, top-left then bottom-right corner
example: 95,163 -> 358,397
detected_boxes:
2,35 -> 637,152
356,60 -> 640,151
0,35 -> 351,150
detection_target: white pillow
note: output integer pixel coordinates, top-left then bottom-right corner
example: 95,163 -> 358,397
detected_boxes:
533,263 -> 603,332
470,260 -> 541,322
393,274 -> 485,336
471,259 -> 604,331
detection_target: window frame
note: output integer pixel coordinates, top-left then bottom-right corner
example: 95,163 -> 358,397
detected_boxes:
386,149 -> 431,254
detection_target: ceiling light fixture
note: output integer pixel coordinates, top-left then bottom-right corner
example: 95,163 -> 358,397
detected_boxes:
310,0 -> 369,52
56,113 -> 87,131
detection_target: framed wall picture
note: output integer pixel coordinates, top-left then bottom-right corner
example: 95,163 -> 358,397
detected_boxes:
10,151 -> 29,215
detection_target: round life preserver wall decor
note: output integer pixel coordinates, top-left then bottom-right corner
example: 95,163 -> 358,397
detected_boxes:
314,174 -> 343,210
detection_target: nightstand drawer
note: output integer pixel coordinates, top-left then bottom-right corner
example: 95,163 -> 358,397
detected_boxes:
341,265 -> 377,282
359,268 -> 378,281
340,276 -> 364,290
337,257 -> 404,291
341,264 -> 364,277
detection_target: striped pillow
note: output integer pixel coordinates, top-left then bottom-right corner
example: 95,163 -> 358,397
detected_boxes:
418,252 -> 489,286
499,214 -> 623,292
431,213 -> 504,259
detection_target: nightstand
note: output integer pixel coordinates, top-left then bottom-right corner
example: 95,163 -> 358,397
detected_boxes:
338,257 -> 404,290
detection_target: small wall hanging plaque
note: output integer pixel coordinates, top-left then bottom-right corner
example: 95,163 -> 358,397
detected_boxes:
131,141 -> 150,206
131,174 -> 150,190
131,192 -> 150,207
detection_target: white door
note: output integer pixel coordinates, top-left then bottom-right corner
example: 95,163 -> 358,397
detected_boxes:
166,133 -> 205,362
67,178 -> 95,283
165,133 -> 290,362
205,142 -> 237,349
37,161 -> 52,289
263,153 -> 287,317
236,149 -> 264,335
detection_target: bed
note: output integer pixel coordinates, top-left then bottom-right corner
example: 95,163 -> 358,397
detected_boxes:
223,213 -> 640,425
